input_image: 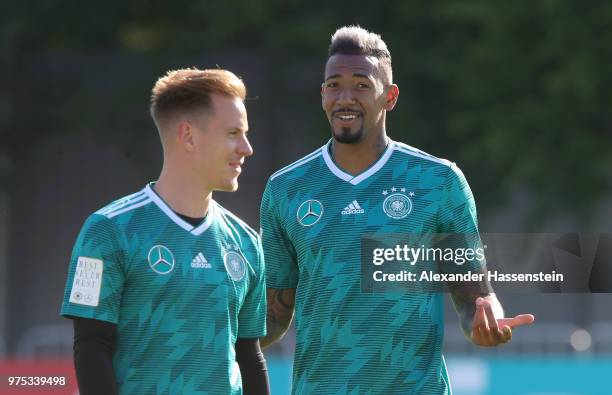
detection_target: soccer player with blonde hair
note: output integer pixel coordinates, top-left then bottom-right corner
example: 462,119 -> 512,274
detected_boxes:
61,68 -> 269,395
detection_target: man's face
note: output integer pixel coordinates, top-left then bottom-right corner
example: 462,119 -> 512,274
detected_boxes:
191,94 -> 252,192
322,54 -> 393,144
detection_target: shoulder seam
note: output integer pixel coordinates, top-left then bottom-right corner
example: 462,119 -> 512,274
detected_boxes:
97,191 -> 148,215
394,145 -> 452,167
104,198 -> 153,219
270,149 -> 323,181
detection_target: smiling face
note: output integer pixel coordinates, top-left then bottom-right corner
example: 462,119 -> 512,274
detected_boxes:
322,54 -> 398,144
190,94 -> 252,192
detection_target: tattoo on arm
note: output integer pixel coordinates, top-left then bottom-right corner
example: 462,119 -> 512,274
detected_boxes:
260,288 -> 296,349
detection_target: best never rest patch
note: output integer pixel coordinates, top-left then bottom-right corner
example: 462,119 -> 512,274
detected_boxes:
69,256 -> 103,307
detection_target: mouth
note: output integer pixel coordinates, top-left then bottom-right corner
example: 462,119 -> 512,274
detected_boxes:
228,161 -> 243,173
332,110 -> 362,124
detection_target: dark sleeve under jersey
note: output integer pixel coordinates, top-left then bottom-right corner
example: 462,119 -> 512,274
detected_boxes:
235,338 -> 270,395
72,317 -> 118,395
73,318 -> 268,394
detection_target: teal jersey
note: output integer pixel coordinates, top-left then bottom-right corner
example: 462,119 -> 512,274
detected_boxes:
261,140 -> 480,395
61,184 -> 266,395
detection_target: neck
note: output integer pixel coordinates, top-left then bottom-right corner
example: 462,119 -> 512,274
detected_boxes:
331,130 -> 388,175
154,164 -> 212,218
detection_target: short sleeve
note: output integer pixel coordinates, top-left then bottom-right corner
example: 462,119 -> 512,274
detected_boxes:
238,235 -> 267,338
60,214 -> 126,324
438,164 -> 479,234
260,180 -> 299,288
437,164 -> 487,278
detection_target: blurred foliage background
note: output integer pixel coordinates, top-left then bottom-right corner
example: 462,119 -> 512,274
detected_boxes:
1,5 -> 611,388
1,0 -> 611,225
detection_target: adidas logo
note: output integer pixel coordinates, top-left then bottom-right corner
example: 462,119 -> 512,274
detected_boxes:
341,200 -> 365,215
191,252 -> 211,269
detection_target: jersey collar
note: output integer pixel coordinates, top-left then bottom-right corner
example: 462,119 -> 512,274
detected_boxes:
144,184 -> 215,236
321,138 -> 395,185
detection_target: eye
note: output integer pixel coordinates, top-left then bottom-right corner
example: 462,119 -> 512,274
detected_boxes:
325,82 -> 338,88
357,82 -> 370,89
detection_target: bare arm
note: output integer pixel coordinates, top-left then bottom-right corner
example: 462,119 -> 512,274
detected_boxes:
260,288 -> 295,349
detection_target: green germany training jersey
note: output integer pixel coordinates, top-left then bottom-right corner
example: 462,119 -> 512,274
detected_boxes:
61,184 -> 266,395
261,139 -> 480,395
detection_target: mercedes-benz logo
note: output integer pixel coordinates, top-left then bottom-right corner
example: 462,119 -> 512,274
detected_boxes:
147,245 -> 175,275
297,199 -> 324,227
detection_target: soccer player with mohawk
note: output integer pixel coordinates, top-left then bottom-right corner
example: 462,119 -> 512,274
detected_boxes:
260,26 -> 534,394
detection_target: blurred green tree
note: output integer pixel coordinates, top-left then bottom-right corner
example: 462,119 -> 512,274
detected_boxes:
2,0 -> 610,224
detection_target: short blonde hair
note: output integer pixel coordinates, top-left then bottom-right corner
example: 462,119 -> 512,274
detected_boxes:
150,68 -> 246,128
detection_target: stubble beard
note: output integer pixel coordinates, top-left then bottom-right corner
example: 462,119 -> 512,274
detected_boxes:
332,124 -> 365,144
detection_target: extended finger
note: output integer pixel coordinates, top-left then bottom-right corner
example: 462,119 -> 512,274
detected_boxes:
500,314 -> 535,329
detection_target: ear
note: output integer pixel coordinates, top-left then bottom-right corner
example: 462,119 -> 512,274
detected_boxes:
384,84 -> 399,111
177,121 -> 195,152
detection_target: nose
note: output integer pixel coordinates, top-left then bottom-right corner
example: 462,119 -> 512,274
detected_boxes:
336,88 -> 356,106
238,134 -> 254,157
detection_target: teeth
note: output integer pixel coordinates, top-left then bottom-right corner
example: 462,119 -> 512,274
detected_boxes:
338,114 -> 357,120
